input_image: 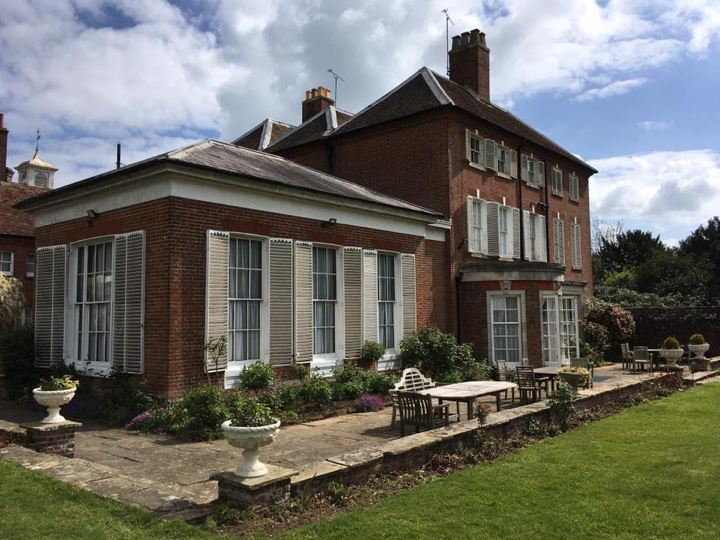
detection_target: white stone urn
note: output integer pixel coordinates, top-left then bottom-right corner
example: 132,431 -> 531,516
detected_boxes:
222,419 -> 281,478
559,371 -> 587,398
33,388 -> 76,423
689,342 -> 710,360
659,348 -> 684,368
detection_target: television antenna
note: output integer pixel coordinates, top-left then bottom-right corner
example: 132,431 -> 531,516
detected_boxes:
441,9 -> 454,76
327,68 -> 345,106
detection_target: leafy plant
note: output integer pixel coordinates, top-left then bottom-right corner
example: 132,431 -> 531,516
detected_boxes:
0,328 -> 38,399
585,298 -> 635,360
213,502 -> 255,526
0,273 -> 25,327
360,340 -> 386,366
256,388 -> 283,413
326,481 -> 347,505
229,396 -> 273,427
175,384 -> 228,440
547,381 -> 575,431
335,380 -> 366,400
475,403 -> 490,426
356,394 -> 384,412
663,336 -> 681,350
333,363 -> 368,385
240,361 -> 274,390
126,407 -> 175,433
690,334 -> 706,345
365,371 -> 397,394
204,335 -> 227,388
289,361 -> 310,381
299,375 -> 333,404
38,374 -> 79,391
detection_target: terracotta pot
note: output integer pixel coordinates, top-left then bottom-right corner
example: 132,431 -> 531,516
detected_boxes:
33,388 -> 76,423
222,418 -> 281,478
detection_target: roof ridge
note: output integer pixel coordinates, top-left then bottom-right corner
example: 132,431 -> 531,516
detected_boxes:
265,106 -> 333,151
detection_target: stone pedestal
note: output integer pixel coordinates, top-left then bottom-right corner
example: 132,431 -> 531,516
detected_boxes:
21,420 -> 82,458
211,465 -> 297,509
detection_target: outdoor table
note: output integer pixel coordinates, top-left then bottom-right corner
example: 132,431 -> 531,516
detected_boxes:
647,349 -> 662,370
533,366 -> 560,392
418,381 -> 517,421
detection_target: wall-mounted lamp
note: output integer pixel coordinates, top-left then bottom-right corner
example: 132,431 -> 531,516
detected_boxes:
457,238 -> 467,250
553,280 -> 563,296
321,217 -> 337,228
87,209 -> 98,225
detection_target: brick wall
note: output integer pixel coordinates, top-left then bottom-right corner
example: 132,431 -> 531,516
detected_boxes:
629,307 -> 720,350
36,196 -> 448,395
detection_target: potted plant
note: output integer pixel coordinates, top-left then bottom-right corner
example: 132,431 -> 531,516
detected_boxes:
222,397 -> 280,478
33,375 -> 79,423
660,336 -> 684,368
688,334 -> 710,359
558,366 -> 589,397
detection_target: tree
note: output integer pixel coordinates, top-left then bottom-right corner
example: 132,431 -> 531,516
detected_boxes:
596,229 -> 667,280
679,217 -> 720,302
633,250 -> 713,305
0,274 -> 25,329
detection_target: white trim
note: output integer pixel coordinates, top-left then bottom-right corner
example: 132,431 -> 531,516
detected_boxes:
0,250 -> 14,276
421,68 -> 454,106
26,252 -> 35,277
486,291 -> 527,369
310,244 -> 345,374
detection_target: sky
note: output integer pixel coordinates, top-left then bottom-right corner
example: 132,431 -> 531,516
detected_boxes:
1,0 -> 719,246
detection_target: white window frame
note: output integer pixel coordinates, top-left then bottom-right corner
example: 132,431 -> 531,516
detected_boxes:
226,234 -> 270,376
377,252 -> 402,355
0,251 -> 13,276
552,167 -> 563,197
497,146 -> 509,177
540,292 -> 580,365
528,214 -> 537,261
311,245 -> 345,374
66,237 -> 115,375
470,197 -> 487,254
527,159 -> 536,187
26,253 -> 35,277
468,132 -> 485,169
487,292 -> 526,368
570,173 -> 580,201
15,307 -> 33,329
498,206 -> 513,258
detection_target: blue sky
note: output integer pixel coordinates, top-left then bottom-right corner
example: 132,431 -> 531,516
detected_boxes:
1,0 -> 719,246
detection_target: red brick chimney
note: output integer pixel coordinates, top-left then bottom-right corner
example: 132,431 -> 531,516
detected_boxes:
449,29 -> 490,102
302,86 -> 334,123
0,114 -> 9,183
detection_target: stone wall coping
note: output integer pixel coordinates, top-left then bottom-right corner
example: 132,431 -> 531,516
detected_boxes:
211,465 -> 297,491
21,420 -> 83,432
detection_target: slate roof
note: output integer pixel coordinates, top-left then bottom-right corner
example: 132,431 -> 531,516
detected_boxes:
0,182 -> 47,236
232,119 -> 295,151
17,140 -> 441,219
264,67 -> 595,173
265,106 -> 353,153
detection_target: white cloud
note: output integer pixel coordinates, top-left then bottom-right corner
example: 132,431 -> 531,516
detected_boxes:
1,0 -> 719,187
575,78 -> 647,102
589,149 -> 720,242
638,120 -> 674,131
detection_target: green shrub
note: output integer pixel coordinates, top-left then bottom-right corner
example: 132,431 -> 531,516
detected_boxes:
38,374 -> 79,391
333,363 -> 369,385
289,362 -> 310,381
365,371 -> 397,394
256,388 -> 283,413
690,334 -> 705,345
229,396 -> 273,427
663,336 -> 680,349
277,384 -> 300,409
0,328 -> 37,400
548,382 -> 575,431
176,385 -> 228,441
580,341 -> 603,367
360,340 -> 386,365
240,361 -> 274,390
334,380 -> 366,400
222,390 -> 247,419
95,371 -> 159,424
585,299 -> 635,360
299,376 -> 332,404
327,481 -> 347,505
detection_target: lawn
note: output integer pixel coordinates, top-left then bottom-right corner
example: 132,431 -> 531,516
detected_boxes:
283,383 -> 720,540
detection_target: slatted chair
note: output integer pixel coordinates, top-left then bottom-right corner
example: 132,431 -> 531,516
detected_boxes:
515,366 -> 549,404
521,357 -> 531,366
633,346 -> 651,372
396,391 -> 450,437
570,357 -> 594,389
621,343 -> 634,371
497,360 -> 515,403
389,368 -> 436,429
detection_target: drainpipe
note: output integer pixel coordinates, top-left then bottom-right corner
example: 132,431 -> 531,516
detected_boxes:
543,159 -> 551,263
455,272 -> 464,343
517,139 -> 527,260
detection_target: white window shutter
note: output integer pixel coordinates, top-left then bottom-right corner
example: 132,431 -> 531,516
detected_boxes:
538,216 -> 548,262
363,250 -> 378,342
572,224 -> 582,269
553,219 -> 565,266
510,149 -> 518,179
512,208 -> 521,259
467,196 -> 476,254
538,161 -> 545,187
486,202 -> 500,256
485,139 -> 497,171
523,211 -> 532,260
521,154 -> 528,182
401,254 -> 416,337
113,231 -> 145,374
205,231 -> 229,372
465,129 -> 472,162
35,245 -> 66,368
294,241 -> 313,363
343,247 -> 363,361
269,238 -> 293,365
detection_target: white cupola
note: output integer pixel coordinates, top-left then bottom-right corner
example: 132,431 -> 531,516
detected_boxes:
16,129 -> 57,189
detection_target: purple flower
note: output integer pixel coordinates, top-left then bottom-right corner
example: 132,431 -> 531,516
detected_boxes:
357,394 -> 385,413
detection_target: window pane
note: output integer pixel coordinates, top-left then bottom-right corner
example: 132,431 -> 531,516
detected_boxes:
248,301 -> 260,330
229,238 -> 237,268
248,330 -> 260,359
328,273 -> 336,300
326,302 -> 335,326
229,269 -> 237,298
239,240 -> 249,268
250,270 -> 262,299
87,245 -> 95,274
314,328 -> 324,354
314,302 -> 325,327
327,250 -> 336,274
239,269 -> 249,298
250,241 -> 262,269
316,248 -> 327,273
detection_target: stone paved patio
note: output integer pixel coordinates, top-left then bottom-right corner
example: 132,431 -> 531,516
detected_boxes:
1,364 -> 710,518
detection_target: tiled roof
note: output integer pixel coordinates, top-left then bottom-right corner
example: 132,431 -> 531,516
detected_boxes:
266,106 -> 353,153
0,182 -> 47,236
232,119 -> 295,150
17,140 -> 441,219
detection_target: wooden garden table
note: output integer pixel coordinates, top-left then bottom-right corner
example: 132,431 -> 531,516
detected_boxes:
418,381 -> 517,420
534,366 -> 560,392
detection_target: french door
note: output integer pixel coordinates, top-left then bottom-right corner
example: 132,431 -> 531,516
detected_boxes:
541,295 -> 579,365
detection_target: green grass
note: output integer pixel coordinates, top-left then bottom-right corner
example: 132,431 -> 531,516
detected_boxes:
0,459 -> 213,540
283,384 -> 720,540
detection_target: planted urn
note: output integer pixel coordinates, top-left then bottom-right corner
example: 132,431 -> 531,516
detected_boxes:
558,366 -> 589,397
222,397 -> 280,478
660,336 -> 684,368
33,375 -> 79,423
688,334 -> 710,360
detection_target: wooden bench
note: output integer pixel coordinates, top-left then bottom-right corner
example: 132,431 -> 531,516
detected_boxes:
389,368 -> 436,429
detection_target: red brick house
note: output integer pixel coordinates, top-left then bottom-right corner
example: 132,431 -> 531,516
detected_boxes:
0,114 -> 47,328
17,141 -> 448,395
236,29 -> 597,368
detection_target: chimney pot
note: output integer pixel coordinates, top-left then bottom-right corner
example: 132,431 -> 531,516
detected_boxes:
451,35 -> 462,50
302,86 -> 335,122
449,29 -> 491,101
305,90 -> 312,100
0,113 -> 4,129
